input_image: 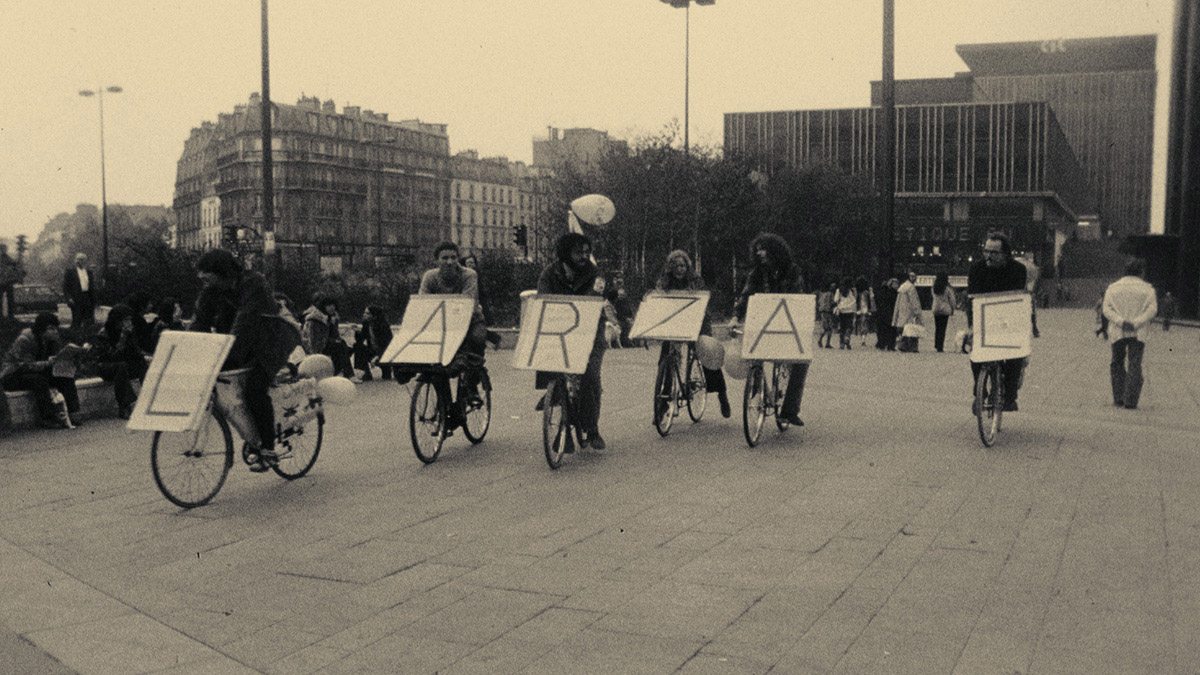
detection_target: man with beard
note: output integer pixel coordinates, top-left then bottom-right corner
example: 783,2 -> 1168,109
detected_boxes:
733,232 -> 810,428
535,232 -> 607,450
966,232 -> 1027,412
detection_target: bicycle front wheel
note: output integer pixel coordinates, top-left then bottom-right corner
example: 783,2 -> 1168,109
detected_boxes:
686,347 -> 708,422
976,364 -> 1003,447
273,412 -> 323,479
543,379 -> 570,469
743,366 -> 766,447
462,371 -> 492,444
151,406 -> 234,508
410,380 -> 446,464
653,352 -> 676,437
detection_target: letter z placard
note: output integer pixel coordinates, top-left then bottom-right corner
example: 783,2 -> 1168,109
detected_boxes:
629,291 -> 710,342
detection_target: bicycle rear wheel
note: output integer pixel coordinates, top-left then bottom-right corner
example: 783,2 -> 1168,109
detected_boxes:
273,412 -> 323,479
151,405 -> 234,508
653,352 -> 676,437
410,379 -> 446,464
461,370 -> 492,444
773,363 -> 791,431
685,347 -> 708,422
743,366 -> 766,447
975,364 -> 1003,447
543,379 -> 571,469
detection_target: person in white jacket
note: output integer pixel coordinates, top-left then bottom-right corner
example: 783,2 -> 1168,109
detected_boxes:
1102,259 -> 1157,409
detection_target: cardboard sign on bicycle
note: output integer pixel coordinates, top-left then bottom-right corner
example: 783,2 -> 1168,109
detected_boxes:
970,292 -> 1032,363
629,291 -> 710,342
380,296 -> 475,366
512,294 -> 604,374
126,331 -> 235,433
741,293 -> 815,362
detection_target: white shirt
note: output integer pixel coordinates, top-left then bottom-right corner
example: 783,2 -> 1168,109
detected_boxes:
77,267 -> 89,292
1102,276 -> 1157,342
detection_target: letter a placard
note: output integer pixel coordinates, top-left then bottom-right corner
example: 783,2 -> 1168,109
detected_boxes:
742,294 -> 815,362
126,331 -> 236,433
629,291 -> 710,342
512,294 -> 604,374
380,296 -> 474,366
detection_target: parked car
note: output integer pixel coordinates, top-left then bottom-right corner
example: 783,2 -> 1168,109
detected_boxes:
12,284 -> 62,314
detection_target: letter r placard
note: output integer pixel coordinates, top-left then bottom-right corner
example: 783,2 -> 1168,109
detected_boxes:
742,294 -> 815,362
512,294 -> 604,373
381,296 -> 474,366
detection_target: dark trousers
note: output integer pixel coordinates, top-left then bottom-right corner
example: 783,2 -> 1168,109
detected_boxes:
970,359 -> 1024,405
837,313 -> 855,347
69,299 -> 95,332
93,361 -> 137,408
2,372 -> 80,421
244,364 -> 276,450
323,341 -> 354,378
657,342 -> 727,395
779,362 -> 809,418
934,314 -> 950,352
352,346 -> 394,380
1110,338 -> 1145,407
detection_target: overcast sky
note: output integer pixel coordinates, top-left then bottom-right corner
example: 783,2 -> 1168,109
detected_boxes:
0,0 -> 1175,241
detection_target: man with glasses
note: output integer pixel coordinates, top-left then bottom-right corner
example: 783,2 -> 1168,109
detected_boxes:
966,232 -> 1027,411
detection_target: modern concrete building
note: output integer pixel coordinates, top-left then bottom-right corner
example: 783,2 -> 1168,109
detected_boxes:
173,94 -> 451,268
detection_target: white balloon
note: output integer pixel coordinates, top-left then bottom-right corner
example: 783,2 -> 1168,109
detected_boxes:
318,376 -> 357,405
723,337 -> 749,380
298,354 -> 335,380
695,335 -> 726,371
570,194 -> 616,227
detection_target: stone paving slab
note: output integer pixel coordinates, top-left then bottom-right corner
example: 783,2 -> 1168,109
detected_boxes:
0,309 -> 1197,673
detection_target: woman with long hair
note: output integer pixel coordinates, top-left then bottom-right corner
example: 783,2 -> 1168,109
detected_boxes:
655,249 -> 731,417
931,272 -> 956,352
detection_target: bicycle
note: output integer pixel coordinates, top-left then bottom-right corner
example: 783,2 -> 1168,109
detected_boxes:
150,369 -> 324,508
407,353 -> 492,464
542,373 -> 585,469
652,340 -> 708,436
742,359 -> 793,447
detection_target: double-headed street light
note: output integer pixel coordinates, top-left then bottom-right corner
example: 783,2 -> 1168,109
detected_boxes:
659,0 -> 714,155
78,85 -> 123,285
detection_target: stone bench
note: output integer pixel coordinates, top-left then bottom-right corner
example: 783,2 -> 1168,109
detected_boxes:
3,377 -> 119,431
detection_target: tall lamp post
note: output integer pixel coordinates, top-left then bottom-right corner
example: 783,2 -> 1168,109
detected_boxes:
659,0 -> 714,155
78,85 -> 123,285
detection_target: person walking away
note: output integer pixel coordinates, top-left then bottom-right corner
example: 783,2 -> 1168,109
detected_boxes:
892,271 -> 924,353
966,232 -> 1027,412
854,276 -> 874,346
1159,291 -> 1177,331
833,278 -> 857,349
734,233 -> 810,427
1102,260 -> 1157,409
1095,295 -> 1110,339
535,233 -> 608,449
816,282 -> 836,349
931,272 -> 956,353
655,249 -> 731,417
1,312 -> 80,428
875,278 -> 898,350
62,253 -> 96,333
192,249 -> 300,472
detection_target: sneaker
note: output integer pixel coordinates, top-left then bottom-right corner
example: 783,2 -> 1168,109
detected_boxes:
718,392 -> 731,418
780,414 -> 804,427
586,432 -> 606,451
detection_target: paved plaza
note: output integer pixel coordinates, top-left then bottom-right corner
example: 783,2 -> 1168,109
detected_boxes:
1,308 -> 1198,674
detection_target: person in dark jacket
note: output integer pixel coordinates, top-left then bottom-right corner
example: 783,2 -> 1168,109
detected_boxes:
191,249 -> 294,471
88,304 -> 140,418
1,313 -> 79,428
966,232 -> 1027,411
122,290 -> 156,354
655,249 -> 731,417
535,232 -> 607,450
301,296 -> 354,378
353,305 -> 394,381
733,232 -> 810,427
875,278 -> 899,350
62,253 -> 96,332
147,297 -> 185,350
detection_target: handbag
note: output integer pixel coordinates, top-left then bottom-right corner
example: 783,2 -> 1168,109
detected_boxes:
902,323 -> 926,339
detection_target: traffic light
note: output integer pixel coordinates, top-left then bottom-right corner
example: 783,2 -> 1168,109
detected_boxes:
15,234 -> 27,259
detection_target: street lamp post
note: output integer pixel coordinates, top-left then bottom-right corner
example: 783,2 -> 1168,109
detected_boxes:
78,85 -> 123,285
659,0 -> 714,155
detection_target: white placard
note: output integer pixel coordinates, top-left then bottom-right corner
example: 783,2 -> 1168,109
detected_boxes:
629,291 -> 710,342
970,292 -> 1032,363
512,295 -> 604,374
741,294 -> 815,362
126,331 -> 235,433
380,296 -> 475,366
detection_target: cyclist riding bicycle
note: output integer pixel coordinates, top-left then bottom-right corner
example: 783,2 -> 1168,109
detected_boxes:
655,249 -> 731,418
966,232 -> 1027,412
416,241 -> 489,432
732,232 -> 809,428
191,249 -> 301,472
534,232 -> 607,450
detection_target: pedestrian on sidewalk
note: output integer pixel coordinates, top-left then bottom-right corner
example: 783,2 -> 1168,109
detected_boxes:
875,278 -> 898,350
931,272 -> 955,353
1160,291 -> 1177,331
1102,260 -> 1157,410
833,278 -> 857,349
893,271 -> 924,353
817,281 -> 836,349
854,276 -> 874,346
